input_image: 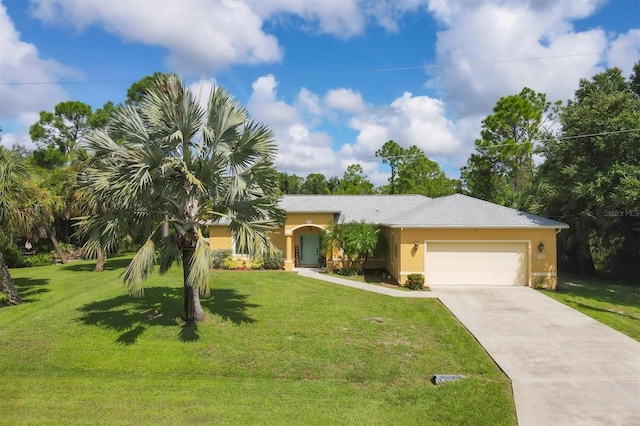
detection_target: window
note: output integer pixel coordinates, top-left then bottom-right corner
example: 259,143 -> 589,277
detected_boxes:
233,235 -> 250,257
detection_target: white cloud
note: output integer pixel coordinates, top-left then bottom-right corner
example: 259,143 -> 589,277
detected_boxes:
325,88 -> 366,113
246,76 -> 460,184
247,75 -> 338,176
248,0 -> 430,37
27,0 -> 433,73
0,1 -> 70,148
296,88 -> 323,117
429,1 -> 608,118
29,0 -> 283,71
607,29 -> 640,75
419,0 -> 626,176
342,91 -> 460,159
248,0 -> 366,37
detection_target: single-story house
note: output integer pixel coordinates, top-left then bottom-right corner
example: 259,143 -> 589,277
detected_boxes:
209,193 -> 569,289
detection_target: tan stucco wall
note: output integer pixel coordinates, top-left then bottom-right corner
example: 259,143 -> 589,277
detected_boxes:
284,213 -> 334,233
209,225 -> 232,250
391,227 -> 559,288
209,213 -> 334,271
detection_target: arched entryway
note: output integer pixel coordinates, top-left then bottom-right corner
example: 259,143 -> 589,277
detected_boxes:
288,224 -> 325,268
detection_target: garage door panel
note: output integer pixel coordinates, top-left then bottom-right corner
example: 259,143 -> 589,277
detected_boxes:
425,242 -> 527,286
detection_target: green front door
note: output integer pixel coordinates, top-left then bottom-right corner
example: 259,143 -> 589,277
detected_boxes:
300,234 -> 320,266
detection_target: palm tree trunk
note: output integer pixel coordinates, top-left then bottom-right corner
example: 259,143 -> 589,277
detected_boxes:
94,247 -> 106,272
45,226 -> 66,264
0,252 -> 21,305
162,215 -> 169,238
182,247 -> 204,324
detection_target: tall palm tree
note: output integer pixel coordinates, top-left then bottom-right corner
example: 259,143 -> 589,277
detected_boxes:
78,75 -> 285,323
0,148 -> 31,305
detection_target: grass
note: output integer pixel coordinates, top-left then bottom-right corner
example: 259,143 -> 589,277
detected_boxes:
540,274 -> 640,341
1,256 -> 516,425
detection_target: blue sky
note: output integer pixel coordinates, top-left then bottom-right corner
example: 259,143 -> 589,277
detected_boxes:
1,0 -> 639,184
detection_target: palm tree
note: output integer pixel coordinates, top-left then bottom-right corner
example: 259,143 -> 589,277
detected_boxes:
344,222 -> 383,272
0,148 -> 31,305
321,221 -> 383,272
78,75 -> 285,324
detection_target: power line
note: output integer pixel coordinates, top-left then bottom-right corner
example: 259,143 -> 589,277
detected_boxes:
475,128 -> 640,150
0,50 -> 632,87
354,128 -> 640,163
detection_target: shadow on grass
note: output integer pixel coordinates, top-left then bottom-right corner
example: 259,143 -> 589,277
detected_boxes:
12,277 -> 51,302
77,286 -> 258,344
61,257 -> 132,272
206,288 -> 259,324
555,274 -> 640,309
574,302 -> 640,321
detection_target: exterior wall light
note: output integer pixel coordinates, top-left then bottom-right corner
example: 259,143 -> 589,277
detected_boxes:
413,242 -> 420,250
538,242 -> 544,252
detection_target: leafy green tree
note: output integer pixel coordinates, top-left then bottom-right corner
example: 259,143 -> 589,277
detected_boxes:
538,65 -> 640,277
461,88 -> 558,204
321,221 -> 384,272
301,173 -> 331,194
336,164 -> 375,194
125,72 -> 173,107
376,140 -> 457,197
78,75 -> 285,323
277,172 -> 303,194
375,140 -> 403,194
29,101 -> 94,157
630,61 -> 640,98
327,176 -> 340,194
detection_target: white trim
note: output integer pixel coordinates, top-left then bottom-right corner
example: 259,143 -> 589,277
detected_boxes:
531,272 -> 557,277
423,239 -> 532,287
231,235 -> 251,259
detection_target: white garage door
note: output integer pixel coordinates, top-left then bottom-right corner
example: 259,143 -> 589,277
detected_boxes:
425,242 -> 527,286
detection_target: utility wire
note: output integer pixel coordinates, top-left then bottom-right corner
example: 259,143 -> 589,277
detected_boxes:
475,128 -> 640,150
0,50 -> 632,86
354,128 -> 640,163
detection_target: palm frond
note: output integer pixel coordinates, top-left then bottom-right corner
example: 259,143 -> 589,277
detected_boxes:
157,231 -> 181,275
122,238 -> 156,297
186,228 -> 212,295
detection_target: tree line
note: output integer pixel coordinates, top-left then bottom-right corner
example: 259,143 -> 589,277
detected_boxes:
1,62 -> 638,313
277,140 -> 459,197
461,62 -> 640,280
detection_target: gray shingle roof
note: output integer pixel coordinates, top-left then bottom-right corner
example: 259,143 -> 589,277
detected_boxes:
210,193 -> 569,229
382,194 -> 569,228
280,194 -> 430,223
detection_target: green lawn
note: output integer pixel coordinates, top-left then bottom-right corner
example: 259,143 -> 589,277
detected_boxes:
541,275 -> 640,341
1,256 -> 516,425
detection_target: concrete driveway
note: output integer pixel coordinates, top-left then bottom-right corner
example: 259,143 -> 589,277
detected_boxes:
435,286 -> 640,426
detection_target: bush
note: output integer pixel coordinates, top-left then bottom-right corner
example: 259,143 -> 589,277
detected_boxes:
335,267 -> 359,277
222,256 -> 239,270
405,273 -> 425,290
211,249 -> 232,269
24,253 -> 54,267
262,250 -> 284,270
0,245 -> 28,268
250,256 -> 264,270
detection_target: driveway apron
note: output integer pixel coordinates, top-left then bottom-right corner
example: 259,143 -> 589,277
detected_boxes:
435,286 -> 640,426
